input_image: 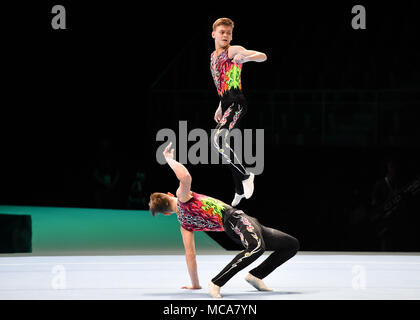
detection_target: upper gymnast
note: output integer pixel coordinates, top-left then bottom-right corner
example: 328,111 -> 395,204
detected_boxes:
210,17 -> 267,207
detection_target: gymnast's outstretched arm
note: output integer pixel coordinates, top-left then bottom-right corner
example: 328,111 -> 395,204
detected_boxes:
180,226 -> 201,289
228,45 -> 267,63
163,142 -> 192,203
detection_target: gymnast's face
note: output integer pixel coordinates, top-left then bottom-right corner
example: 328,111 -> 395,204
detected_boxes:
212,25 -> 233,49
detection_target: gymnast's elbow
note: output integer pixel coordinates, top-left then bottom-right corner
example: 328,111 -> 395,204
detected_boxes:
180,173 -> 192,185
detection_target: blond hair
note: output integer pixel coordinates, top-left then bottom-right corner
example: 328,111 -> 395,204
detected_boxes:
212,17 -> 234,31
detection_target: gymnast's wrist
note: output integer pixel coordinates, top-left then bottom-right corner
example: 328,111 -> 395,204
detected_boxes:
165,157 -> 177,166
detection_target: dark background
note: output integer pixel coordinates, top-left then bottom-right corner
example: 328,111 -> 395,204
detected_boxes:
1,1 -> 419,251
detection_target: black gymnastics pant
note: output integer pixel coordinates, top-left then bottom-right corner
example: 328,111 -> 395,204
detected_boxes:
213,92 -> 249,195
211,210 -> 299,287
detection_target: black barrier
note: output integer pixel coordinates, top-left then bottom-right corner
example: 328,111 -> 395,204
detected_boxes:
0,214 -> 32,254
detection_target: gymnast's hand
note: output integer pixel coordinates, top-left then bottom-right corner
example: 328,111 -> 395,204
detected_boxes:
214,105 -> 222,123
181,285 -> 202,290
163,142 -> 175,161
232,53 -> 247,64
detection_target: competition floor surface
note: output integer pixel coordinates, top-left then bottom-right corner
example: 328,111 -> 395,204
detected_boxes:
1,253 -> 419,300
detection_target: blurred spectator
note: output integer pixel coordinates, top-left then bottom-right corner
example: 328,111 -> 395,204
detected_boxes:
342,186 -> 375,251
92,139 -> 121,209
371,156 -> 404,208
370,154 -> 416,251
127,170 -> 147,209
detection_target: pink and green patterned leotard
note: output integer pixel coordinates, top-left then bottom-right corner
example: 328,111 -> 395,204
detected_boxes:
210,49 -> 243,98
177,192 -> 232,232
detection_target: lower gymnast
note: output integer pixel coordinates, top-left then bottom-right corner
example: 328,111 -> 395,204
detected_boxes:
148,142 -> 299,298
